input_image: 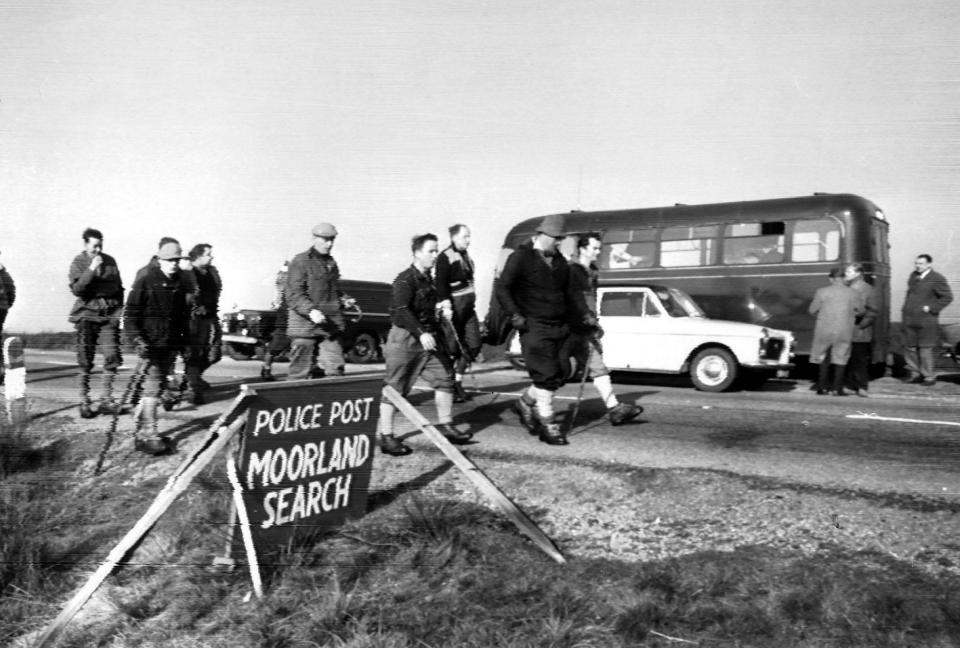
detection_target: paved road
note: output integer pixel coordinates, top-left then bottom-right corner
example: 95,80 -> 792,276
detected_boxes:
15,348 -> 960,503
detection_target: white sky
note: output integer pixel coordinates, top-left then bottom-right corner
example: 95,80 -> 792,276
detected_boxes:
2,0 -> 959,332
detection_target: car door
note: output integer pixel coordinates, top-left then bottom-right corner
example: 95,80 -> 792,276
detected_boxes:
597,287 -> 678,372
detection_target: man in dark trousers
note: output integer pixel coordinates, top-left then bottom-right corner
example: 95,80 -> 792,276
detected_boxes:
285,223 -> 355,381
377,233 -> 472,456
183,243 -> 222,404
68,227 -> 125,418
567,233 -> 644,424
809,267 -> 862,395
123,241 -> 191,455
496,214 -> 575,445
901,253 -> 953,385
260,260 -> 290,381
843,262 -> 878,397
0,250 -> 14,386
435,223 -> 481,402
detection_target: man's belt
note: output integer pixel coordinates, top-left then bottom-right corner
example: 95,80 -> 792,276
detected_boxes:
451,285 -> 475,297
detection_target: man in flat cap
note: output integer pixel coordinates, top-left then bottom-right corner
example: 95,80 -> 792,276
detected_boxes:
285,223 -> 356,380
495,213 -> 576,445
123,240 -> 191,454
68,227 -> 125,418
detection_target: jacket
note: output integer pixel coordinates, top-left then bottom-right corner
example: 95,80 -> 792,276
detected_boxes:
285,248 -> 350,338
123,266 -> 190,348
191,265 -> 222,318
389,264 -> 441,337
848,277 -> 878,343
67,252 -> 124,323
0,267 -> 14,311
495,241 -> 573,323
435,245 -> 476,310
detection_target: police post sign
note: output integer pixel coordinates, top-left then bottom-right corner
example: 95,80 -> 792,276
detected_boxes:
235,377 -> 380,549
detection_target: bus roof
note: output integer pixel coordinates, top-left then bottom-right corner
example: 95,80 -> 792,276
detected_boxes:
505,193 -> 884,241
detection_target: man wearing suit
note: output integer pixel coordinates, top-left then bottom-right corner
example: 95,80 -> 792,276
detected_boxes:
901,254 -> 953,385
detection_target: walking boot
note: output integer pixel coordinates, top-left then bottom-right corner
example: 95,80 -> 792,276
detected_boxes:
436,423 -> 473,445
379,434 -> 413,457
537,420 -> 569,446
260,365 -> 276,382
513,397 -> 538,435
78,372 -> 96,418
98,371 -> 122,415
134,397 -> 171,456
453,381 -> 470,403
609,402 -> 643,426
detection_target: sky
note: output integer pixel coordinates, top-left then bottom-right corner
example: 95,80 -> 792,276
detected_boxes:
2,0 -> 959,332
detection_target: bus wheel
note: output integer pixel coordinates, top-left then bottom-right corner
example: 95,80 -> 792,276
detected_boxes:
690,348 -> 738,392
346,332 -> 381,364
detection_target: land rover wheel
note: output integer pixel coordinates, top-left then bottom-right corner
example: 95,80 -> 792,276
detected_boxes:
346,332 -> 380,364
690,347 -> 738,392
224,342 -> 256,361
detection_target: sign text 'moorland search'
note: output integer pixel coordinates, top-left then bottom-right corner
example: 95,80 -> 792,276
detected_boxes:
242,395 -> 377,531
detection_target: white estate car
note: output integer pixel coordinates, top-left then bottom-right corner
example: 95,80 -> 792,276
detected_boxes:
508,284 -> 795,392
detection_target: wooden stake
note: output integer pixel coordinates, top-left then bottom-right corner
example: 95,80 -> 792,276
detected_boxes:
381,385 -> 566,564
33,412 -> 249,648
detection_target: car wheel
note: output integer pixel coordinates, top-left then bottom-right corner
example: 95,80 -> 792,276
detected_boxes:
224,342 -> 256,361
345,332 -> 380,364
690,347 -> 738,392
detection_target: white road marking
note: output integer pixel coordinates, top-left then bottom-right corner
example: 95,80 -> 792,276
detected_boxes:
847,412 -> 960,427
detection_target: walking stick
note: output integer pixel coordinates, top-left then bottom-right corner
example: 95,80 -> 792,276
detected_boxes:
94,356 -> 150,475
568,340 -> 593,430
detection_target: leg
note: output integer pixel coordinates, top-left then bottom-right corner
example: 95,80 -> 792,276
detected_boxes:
135,349 -> 176,455
316,336 -> 346,376
74,320 -> 99,416
287,338 -> 317,380
831,363 -> 847,395
919,346 -> 936,383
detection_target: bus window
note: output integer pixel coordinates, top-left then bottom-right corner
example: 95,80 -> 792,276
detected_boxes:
791,219 -> 840,262
722,222 -> 785,264
601,228 -> 655,270
659,225 -> 717,267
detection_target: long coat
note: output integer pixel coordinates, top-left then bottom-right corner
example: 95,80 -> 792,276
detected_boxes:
285,247 -> 348,339
808,282 -> 862,364
849,277 -> 878,344
901,269 -> 953,347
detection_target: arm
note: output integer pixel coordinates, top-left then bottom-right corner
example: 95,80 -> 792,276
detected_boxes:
930,273 -> 954,315
494,250 -> 523,317
390,273 -> 425,337
435,250 -> 452,303
0,269 -> 13,307
859,286 -> 878,328
123,276 -> 147,343
285,257 -> 316,318
808,289 -> 822,316
68,254 -> 97,297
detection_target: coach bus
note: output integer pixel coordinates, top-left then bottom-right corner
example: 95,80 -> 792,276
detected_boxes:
497,193 -> 890,363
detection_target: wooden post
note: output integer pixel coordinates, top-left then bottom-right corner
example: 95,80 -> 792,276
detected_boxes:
33,412 -> 249,648
381,385 -> 566,564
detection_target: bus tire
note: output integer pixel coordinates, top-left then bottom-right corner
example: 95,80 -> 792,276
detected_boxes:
345,332 -> 381,364
690,347 -> 738,392
225,342 -> 256,361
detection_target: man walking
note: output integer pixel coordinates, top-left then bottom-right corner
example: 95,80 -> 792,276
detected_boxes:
68,228 -> 125,418
809,268 -> 862,396
183,243 -> 222,404
435,224 -> 482,402
567,233 -> 644,424
377,233 -> 473,456
901,254 -> 953,386
0,250 -> 14,386
123,240 -> 191,455
285,223 -> 355,380
260,260 -> 291,381
495,214 -> 574,445
843,262 -> 878,397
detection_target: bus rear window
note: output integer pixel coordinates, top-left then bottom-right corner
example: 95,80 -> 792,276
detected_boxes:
791,219 -> 840,262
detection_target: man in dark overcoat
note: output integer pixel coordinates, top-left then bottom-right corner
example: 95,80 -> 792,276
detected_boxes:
901,254 -> 953,385
809,268 -> 862,395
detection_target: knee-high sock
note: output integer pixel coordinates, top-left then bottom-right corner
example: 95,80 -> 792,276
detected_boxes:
435,390 -> 453,424
593,374 -> 619,409
529,385 -> 555,419
379,400 -> 396,437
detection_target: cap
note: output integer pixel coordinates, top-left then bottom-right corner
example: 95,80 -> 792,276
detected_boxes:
312,223 -> 338,238
536,214 -> 566,238
157,241 -> 186,261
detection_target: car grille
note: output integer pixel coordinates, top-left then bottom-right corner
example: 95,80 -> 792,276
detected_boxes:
761,337 -> 785,360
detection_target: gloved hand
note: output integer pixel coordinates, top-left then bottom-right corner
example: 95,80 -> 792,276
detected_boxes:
510,313 -> 527,332
419,332 -> 437,351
